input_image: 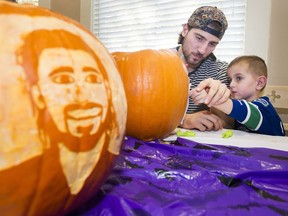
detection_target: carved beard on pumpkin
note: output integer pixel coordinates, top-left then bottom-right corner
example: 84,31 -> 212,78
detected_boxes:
36,99 -> 112,152
17,29 -> 118,153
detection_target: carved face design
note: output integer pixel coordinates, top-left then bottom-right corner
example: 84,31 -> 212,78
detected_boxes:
0,4 -> 126,214
33,48 -> 108,138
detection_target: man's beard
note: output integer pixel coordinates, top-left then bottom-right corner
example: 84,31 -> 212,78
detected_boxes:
182,40 -> 204,69
183,50 -> 204,69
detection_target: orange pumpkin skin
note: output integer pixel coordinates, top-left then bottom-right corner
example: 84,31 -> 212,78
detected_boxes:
112,49 -> 189,141
0,2 -> 127,216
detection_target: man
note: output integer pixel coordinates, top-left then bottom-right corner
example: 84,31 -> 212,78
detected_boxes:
176,6 -> 232,131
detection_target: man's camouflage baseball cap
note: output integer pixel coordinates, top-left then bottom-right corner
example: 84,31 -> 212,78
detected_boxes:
188,6 -> 228,39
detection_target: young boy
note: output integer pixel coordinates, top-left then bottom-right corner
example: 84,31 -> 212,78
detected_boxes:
191,55 -> 285,136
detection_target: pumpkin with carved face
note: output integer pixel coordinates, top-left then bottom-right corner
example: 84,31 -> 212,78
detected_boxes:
0,2 -> 127,216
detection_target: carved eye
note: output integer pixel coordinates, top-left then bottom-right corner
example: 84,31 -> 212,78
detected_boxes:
51,74 -> 75,84
85,73 -> 103,84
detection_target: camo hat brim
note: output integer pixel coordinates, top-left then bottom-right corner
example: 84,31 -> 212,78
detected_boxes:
188,6 -> 228,39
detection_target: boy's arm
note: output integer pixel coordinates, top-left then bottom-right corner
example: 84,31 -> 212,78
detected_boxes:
213,99 -> 233,115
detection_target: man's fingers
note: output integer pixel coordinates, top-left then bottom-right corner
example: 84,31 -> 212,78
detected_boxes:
196,78 -> 213,92
180,111 -> 223,131
203,113 -> 222,130
190,89 -> 207,104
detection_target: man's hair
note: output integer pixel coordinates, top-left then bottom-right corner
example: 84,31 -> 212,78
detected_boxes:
178,6 -> 228,44
178,20 -> 222,44
228,55 -> 268,78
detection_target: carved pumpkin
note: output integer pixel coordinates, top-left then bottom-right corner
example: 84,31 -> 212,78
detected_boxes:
112,49 -> 189,141
0,2 -> 127,216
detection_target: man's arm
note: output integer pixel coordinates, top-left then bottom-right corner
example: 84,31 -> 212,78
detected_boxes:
210,107 -> 234,129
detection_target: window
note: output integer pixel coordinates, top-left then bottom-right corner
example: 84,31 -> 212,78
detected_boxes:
17,0 -> 38,6
92,0 -> 246,62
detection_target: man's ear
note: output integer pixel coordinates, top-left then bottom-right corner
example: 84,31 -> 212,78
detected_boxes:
256,76 -> 267,91
181,23 -> 190,37
31,85 -> 45,109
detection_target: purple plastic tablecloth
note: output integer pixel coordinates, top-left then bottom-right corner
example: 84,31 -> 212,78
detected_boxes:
70,136 -> 288,216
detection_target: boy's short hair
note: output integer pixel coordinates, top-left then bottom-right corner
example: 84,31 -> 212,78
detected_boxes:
228,55 -> 268,78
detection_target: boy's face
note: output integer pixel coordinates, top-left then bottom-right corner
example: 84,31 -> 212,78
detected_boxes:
227,62 -> 260,102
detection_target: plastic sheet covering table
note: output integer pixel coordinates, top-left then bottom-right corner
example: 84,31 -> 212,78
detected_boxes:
70,129 -> 288,216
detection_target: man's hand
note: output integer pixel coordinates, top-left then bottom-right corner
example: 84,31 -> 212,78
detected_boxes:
179,111 -> 223,131
195,78 -> 230,107
190,88 -> 208,105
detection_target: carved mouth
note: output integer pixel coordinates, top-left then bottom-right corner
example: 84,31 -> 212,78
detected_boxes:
67,107 -> 102,120
65,105 -> 104,137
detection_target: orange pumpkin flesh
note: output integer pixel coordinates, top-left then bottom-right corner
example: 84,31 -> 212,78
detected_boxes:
113,49 -> 189,141
0,2 -> 127,216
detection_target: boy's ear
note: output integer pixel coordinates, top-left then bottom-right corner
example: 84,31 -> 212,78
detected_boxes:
256,76 -> 267,91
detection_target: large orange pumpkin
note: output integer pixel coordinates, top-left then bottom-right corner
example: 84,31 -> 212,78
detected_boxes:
0,2 -> 127,216
112,49 -> 189,141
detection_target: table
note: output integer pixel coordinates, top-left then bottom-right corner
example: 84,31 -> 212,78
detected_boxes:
70,129 -> 288,216
164,128 -> 288,151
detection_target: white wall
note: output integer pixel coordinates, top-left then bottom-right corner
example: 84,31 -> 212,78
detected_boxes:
245,0 -> 288,86
38,0 -> 50,8
80,0 -> 93,30
244,0 -> 271,62
39,0 -> 92,30
267,0 -> 288,86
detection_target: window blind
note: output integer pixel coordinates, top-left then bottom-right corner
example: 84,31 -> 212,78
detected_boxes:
92,0 -> 246,62
17,0 -> 38,5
